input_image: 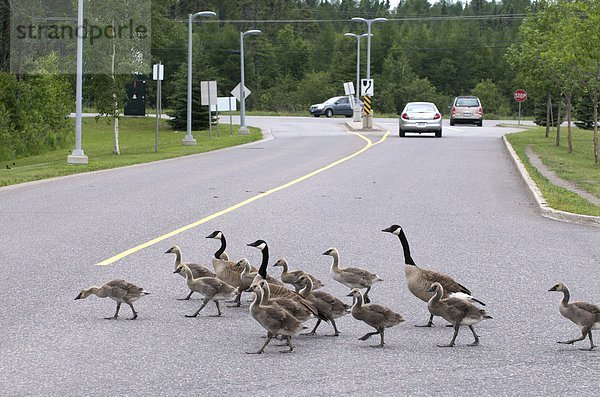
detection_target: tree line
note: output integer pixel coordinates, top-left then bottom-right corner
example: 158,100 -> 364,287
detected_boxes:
0,0 -> 598,163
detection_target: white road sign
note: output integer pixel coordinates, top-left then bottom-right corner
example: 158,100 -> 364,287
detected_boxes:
361,79 -> 374,96
201,81 -> 218,106
152,63 -> 164,81
211,97 -> 238,112
343,82 -> 355,96
231,83 -> 251,101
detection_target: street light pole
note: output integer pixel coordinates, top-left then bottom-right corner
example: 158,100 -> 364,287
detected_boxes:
239,29 -> 261,135
67,0 -> 88,164
184,11 -> 216,146
351,17 -> 387,129
344,32 -> 370,122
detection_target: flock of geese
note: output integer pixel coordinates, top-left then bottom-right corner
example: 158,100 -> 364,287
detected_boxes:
75,226 -> 600,353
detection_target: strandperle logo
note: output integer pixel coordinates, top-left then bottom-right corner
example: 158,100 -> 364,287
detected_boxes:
10,0 -> 151,75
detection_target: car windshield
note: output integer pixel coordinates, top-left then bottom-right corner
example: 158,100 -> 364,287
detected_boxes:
456,98 -> 479,107
406,103 -> 436,112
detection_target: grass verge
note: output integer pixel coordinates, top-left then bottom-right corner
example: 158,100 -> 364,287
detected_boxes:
505,127 -> 600,216
0,117 -> 262,187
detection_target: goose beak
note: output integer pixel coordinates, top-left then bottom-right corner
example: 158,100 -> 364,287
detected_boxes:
346,292 -> 353,297
426,286 -> 436,293
381,227 -> 393,233
74,292 -> 82,300
548,286 -> 557,292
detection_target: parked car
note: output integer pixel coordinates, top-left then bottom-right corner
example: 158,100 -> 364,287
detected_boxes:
449,96 -> 483,126
309,96 -> 363,118
399,102 -> 443,137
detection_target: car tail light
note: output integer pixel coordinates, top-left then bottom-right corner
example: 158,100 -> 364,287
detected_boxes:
451,107 -> 457,116
433,113 -> 441,120
401,113 -> 409,120
477,107 -> 483,115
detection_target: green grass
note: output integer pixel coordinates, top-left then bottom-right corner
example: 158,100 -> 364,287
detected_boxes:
0,117 -> 262,187
505,127 -> 600,216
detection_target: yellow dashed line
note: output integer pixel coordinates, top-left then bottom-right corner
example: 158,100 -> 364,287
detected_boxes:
95,130 -> 390,266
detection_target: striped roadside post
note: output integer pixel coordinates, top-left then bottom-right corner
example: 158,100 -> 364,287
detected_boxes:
363,96 -> 372,128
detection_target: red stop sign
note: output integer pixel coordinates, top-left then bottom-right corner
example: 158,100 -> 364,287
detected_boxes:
514,89 -> 528,102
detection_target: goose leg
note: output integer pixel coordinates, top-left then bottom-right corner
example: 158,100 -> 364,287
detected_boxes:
302,319 -> 321,336
247,332 -> 273,354
177,290 -> 194,301
227,290 -> 242,307
186,298 -> 210,317
363,286 -> 372,304
126,302 -> 138,320
280,336 -> 294,353
467,325 -> 479,346
558,327 -> 588,346
371,328 -> 385,348
208,300 -> 223,317
105,302 -> 121,320
438,324 -> 459,347
584,331 -> 596,351
328,319 -> 340,337
415,314 -> 434,328
359,329 -> 380,341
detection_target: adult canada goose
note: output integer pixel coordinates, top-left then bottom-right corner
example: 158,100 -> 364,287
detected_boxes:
322,247 -> 382,304
165,245 -> 215,300
206,231 -> 256,305
258,279 -> 315,322
347,288 -> 404,347
247,240 -> 326,321
549,283 -> 600,351
298,274 -> 350,336
273,258 -> 324,292
246,283 -> 306,354
427,282 -> 492,347
382,224 -> 483,327
173,264 -> 237,317
75,279 -> 149,320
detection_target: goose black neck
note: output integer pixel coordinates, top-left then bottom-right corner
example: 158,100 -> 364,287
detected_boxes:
398,229 -> 417,266
214,234 -> 227,259
258,244 -> 270,279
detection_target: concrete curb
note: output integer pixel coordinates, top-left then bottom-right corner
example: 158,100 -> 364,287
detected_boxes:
502,135 -> 600,228
344,121 -> 387,132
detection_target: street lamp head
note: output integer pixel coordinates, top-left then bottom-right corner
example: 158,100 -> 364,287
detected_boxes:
344,33 -> 358,38
351,17 -> 367,23
193,11 -> 216,19
243,29 -> 262,36
373,17 -> 388,23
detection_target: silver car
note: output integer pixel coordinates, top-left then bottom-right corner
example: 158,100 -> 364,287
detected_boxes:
399,102 -> 443,137
450,96 -> 483,126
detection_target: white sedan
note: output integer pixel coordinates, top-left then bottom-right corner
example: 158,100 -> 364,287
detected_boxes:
399,102 -> 443,137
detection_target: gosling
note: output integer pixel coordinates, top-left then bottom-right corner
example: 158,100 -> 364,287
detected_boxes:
427,282 -> 492,347
323,247 -> 382,303
75,279 -> 149,320
549,283 -> 600,351
347,288 -> 404,347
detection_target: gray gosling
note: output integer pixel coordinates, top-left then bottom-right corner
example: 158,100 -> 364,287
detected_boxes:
174,264 -> 237,317
427,282 -> 492,347
75,279 -> 149,320
382,224 -> 483,327
347,288 -> 404,347
549,282 -> 600,351
323,247 -> 383,304
165,245 -> 215,300
258,279 -> 315,322
273,258 -> 325,292
298,274 -> 350,336
246,283 -> 306,354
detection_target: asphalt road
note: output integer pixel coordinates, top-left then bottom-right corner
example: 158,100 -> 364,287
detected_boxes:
0,116 -> 598,396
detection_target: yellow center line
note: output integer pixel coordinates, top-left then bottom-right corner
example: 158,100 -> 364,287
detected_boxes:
95,130 -> 390,266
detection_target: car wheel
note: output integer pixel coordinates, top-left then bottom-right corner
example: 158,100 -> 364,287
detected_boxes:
325,109 -> 333,118
313,114 -> 320,117
435,129 -> 442,138
477,120 -> 483,127
450,119 -> 455,126
399,128 -> 405,137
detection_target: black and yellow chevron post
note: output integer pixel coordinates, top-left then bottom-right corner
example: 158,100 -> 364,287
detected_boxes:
363,95 -> 372,115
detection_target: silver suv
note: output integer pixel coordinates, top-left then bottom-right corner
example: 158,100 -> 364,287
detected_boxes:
450,96 -> 483,126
